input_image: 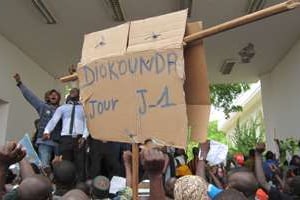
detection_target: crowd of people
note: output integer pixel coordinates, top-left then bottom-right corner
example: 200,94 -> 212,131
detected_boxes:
0,74 -> 299,199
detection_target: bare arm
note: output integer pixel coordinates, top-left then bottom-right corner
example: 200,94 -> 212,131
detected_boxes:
196,141 -> 210,181
123,151 -> 132,187
255,144 -> 271,192
14,74 -> 44,112
19,159 -> 35,180
208,170 -> 224,189
0,165 -> 6,197
142,149 -> 166,200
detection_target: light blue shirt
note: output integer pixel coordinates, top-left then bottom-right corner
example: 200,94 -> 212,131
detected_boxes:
44,103 -> 89,139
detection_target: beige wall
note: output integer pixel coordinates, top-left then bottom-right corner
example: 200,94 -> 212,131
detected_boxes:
261,38 -> 300,151
0,34 -> 63,144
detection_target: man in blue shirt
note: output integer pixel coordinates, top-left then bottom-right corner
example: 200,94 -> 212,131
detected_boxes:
14,73 -> 61,168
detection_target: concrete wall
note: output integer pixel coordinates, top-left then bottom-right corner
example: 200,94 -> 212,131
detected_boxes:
261,38 -> 300,151
0,34 -> 63,144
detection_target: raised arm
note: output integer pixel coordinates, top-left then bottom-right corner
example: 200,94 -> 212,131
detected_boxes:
13,73 -> 44,112
19,158 -> 35,180
196,141 -> 210,181
44,106 -> 63,136
255,143 -> 271,192
123,151 -> 132,187
142,149 -> 166,200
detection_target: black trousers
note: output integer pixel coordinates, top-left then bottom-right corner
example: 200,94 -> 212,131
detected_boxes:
88,138 -> 121,179
59,136 -> 86,181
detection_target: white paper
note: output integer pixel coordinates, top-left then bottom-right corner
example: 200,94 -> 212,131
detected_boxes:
199,140 -> 228,166
109,176 -> 126,194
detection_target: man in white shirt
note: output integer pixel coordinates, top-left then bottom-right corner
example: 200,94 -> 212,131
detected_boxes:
43,88 -> 89,181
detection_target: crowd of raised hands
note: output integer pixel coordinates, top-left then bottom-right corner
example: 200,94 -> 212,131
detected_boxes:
0,139 -> 300,200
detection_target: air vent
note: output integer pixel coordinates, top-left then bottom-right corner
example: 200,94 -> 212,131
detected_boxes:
103,0 -> 125,21
246,0 -> 267,13
32,0 -> 56,24
220,59 -> 236,75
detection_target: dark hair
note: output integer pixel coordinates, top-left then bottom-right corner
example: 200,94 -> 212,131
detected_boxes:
53,160 -> 77,185
265,151 -> 274,160
290,155 -> 300,166
76,182 -> 90,196
228,167 -> 259,197
144,139 -> 153,144
215,189 -> 247,200
45,89 -> 61,104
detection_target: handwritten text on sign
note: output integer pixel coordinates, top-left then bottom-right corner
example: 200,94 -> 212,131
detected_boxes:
78,49 -> 186,144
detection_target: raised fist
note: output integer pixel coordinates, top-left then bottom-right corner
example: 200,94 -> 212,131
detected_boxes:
141,149 -> 165,177
0,141 -> 26,167
13,73 -> 21,83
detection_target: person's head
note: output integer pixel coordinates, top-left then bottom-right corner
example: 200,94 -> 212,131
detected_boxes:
265,151 -> 274,160
227,168 -> 259,198
165,177 -> 177,199
62,189 -> 89,200
283,176 -> 300,196
143,139 -> 155,149
248,149 -> 255,158
234,153 -> 244,166
67,88 -> 80,102
91,176 -> 110,199
18,175 -> 52,200
45,89 -> 61,106
53,160 -> 77,187
214,189 -> 247,200
174,175 -> 208,200
76,182 -> 90,196
290,155 -> 300,167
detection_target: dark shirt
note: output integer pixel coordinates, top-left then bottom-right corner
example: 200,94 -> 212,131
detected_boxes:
269,187 -> 293,200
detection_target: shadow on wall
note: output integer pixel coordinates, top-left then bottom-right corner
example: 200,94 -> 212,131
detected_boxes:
0,99 -> 9,145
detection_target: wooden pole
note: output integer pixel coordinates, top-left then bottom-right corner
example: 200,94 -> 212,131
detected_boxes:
132,143 -> 139,200
59,73 -> 78,82
184,0 -> 300,43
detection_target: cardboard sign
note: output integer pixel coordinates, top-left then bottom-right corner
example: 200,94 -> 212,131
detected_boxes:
78,10 -> 189,147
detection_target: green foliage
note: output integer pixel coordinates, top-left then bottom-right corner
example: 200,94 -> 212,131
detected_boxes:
207,121 -> 227,144
229,113 -> 265,155
278,138 -> 300,163
186,121 -> 227,161
210,83 -> 250,119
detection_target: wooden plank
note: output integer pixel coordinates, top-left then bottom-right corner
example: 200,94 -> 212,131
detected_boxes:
184,0 -> 300,43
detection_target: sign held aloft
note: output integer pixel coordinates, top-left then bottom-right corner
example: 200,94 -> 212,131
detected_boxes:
78,10 -> 210,148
